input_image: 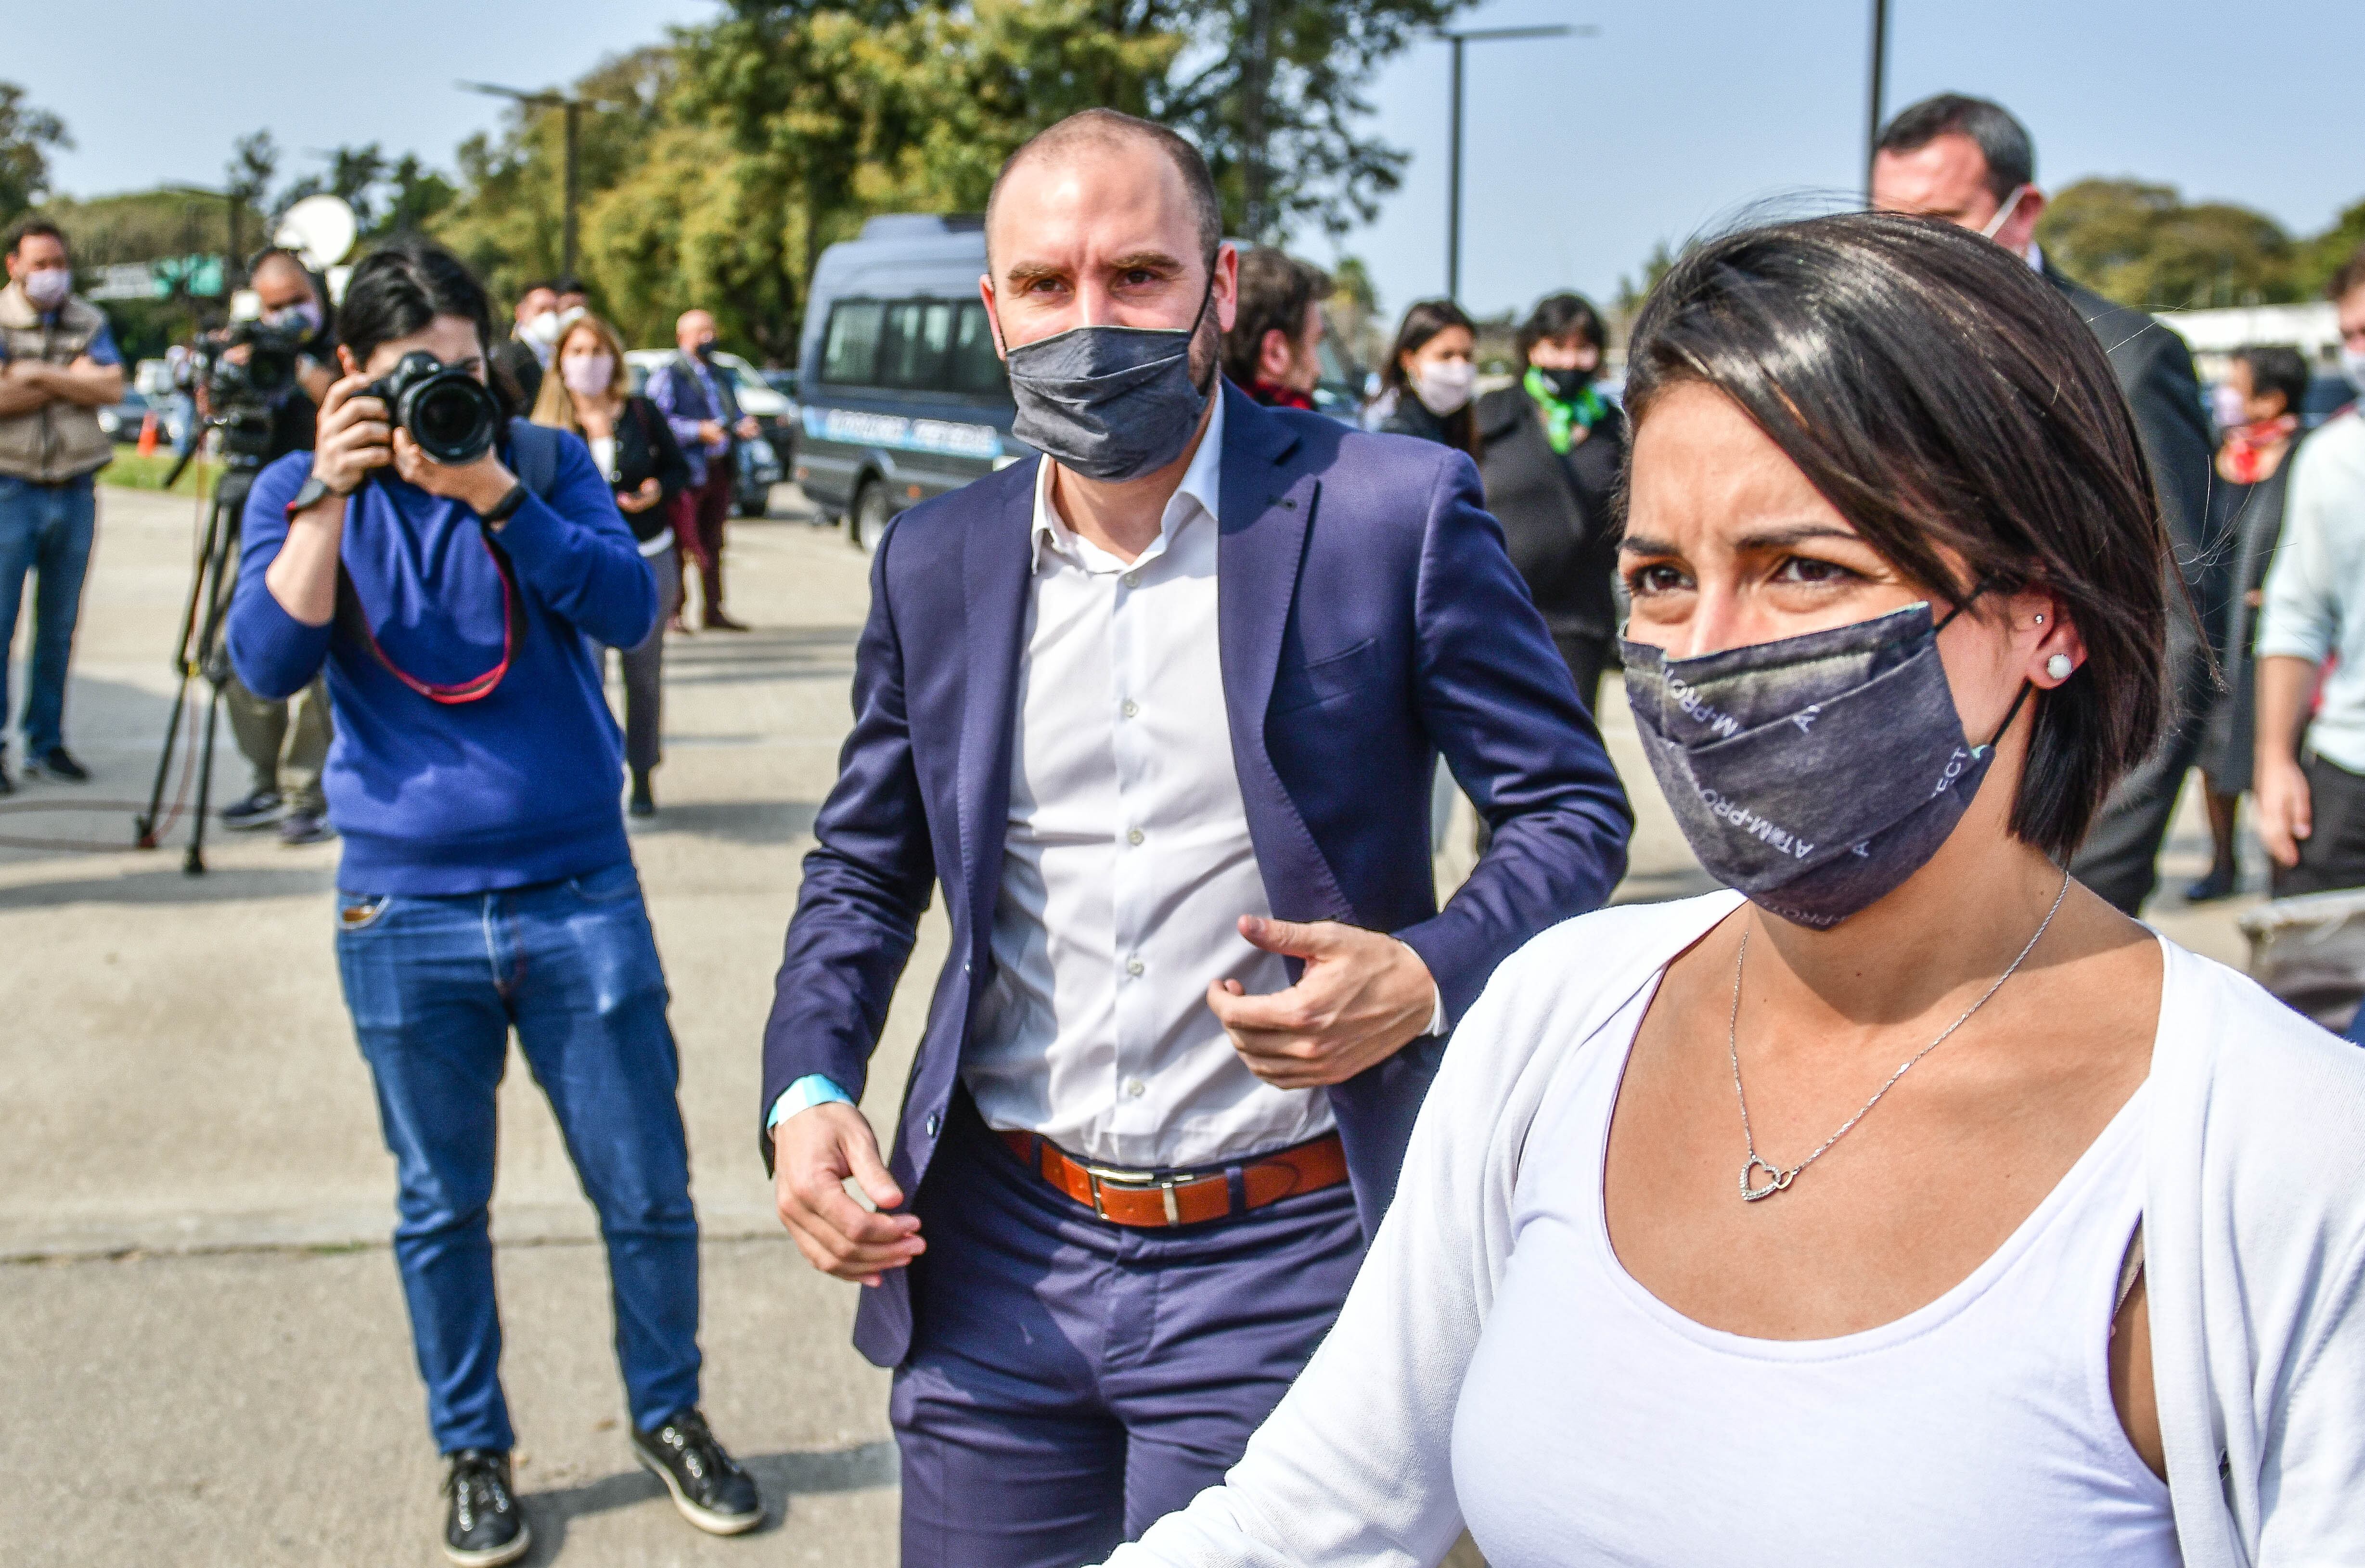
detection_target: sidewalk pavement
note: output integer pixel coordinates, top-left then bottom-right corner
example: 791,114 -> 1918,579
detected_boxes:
0,479 -> 2257,1565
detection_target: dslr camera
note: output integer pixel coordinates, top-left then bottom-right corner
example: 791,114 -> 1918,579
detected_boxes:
366,351 -> 504,467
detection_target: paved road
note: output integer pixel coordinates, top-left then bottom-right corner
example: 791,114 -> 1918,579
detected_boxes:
0,479 -> 2254,1565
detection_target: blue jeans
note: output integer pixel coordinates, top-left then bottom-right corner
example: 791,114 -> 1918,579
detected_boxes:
0,473 -> 97,757
334,861 -> 701,1453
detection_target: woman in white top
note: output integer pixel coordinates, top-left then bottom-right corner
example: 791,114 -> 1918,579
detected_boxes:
1106,214 -> 2365,1567
531,313 -> 689,817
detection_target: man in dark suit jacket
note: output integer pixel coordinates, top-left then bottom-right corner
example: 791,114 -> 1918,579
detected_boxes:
761,109 -> 1631,1568
1874,93 -> 2215,915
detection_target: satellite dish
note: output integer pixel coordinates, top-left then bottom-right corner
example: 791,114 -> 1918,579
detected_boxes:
274,195 -> 359,271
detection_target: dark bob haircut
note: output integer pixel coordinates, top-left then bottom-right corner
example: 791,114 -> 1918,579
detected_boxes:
2231,344 -> 2311,422
1621,211 -> 2170,859
336,237 -> 504,403
1515,292 -> 1605,369
1382,297 -> 1479,453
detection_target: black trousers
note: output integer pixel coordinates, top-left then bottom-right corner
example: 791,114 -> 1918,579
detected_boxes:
2271,753 -> 2365,898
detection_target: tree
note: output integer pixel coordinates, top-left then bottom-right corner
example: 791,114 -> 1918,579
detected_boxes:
2037,178 -> 2299,310
281,143 -> 458,240
0,81 -> 70,227
2298,197 -> 2365,299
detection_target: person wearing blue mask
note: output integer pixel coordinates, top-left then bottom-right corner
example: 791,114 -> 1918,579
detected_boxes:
759,107 -> 1632,1568
1099,211 -> 2365,1568
214,247 -> 342,845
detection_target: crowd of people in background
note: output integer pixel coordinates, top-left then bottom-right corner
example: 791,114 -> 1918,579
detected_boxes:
6,79 -> 2365,1568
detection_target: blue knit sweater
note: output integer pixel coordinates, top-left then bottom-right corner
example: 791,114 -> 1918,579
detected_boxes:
227,436 -> 658,894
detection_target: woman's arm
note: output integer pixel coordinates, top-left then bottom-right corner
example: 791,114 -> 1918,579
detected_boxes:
489,433 -> 657,649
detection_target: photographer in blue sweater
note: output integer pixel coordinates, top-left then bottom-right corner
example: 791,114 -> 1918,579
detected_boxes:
227,239 -> 759,1567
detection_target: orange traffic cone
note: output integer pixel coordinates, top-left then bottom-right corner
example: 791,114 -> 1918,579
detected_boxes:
137,410 -> 159,456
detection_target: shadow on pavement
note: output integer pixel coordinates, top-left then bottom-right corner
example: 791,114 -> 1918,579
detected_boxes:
518,1440 -> 897,1559
658,627 -> 859,688
637,799 -> 820,846
0,863 -> 331,910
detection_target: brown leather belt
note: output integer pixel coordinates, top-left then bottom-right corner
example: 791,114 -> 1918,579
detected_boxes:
1000,1128 -> 1350,1229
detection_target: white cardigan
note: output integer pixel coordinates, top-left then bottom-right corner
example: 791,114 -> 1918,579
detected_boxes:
1106,894 -> 2365,1568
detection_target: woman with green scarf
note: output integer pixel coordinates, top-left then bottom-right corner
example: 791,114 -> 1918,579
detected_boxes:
1475,293 -> 1628,714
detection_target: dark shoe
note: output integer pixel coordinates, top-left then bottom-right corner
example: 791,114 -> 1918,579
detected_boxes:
2184,864 -> 2238,903
629,771 -> 656,819
0,756 -> 13,796
27,746 -> 89,783
631,1408 -> 762,1535
221,789 -> 285,830
442,1450 -> 530,1567
702,611 -> 750,632
278,810 -> 336,846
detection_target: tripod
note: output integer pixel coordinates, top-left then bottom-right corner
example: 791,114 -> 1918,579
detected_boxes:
135,421 -> 266,874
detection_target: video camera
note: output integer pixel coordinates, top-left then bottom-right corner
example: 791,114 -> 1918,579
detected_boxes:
191,318 -> 314,464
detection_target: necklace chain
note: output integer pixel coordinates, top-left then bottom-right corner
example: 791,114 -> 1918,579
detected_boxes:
1727,869 -> 2072,1202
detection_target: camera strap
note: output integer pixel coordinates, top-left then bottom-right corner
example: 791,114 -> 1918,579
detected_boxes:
351,533 -> 520,706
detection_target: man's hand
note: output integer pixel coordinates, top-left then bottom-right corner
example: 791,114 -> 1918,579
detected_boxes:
2256,754 -> 2313,868
772,1101 -> 923,1286
1207,917 -> 1437,1090
734,415 -> 760,441
696,418 -> 727,446
618,476 -> 663,514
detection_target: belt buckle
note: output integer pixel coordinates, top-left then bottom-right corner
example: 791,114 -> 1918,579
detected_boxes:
1082,1161 -> 1196,1226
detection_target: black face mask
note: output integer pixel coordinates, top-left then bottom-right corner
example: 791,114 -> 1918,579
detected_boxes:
1620,601 -> 2031,929
1536,365 -> 1594,401
692,339 -> 717,362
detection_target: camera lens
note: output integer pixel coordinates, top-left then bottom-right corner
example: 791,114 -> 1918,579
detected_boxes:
407,376 -> 499,465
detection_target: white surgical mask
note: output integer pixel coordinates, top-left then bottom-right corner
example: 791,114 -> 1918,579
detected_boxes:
1979,184 -> 2029,242
2211,382 -> 2249,431
2343,346 -> 2365,397
1412,359 -> 1476,417
21,269 -> 72,310
522,310 -> 564,347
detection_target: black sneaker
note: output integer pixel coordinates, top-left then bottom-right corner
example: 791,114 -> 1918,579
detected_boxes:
0,755 -> 13,796
629,772 -> 656,819
26,746 -> 88,783
631,1408 -> 762,1535
442,1449 -> 530,1567
278,810 -> 335,846
221,789 -> 285,830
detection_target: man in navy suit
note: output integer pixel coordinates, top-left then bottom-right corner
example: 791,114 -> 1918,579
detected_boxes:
761,109 -> 1631,1568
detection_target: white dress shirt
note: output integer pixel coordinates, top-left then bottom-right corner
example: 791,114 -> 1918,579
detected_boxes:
963,396 -> 1340,1170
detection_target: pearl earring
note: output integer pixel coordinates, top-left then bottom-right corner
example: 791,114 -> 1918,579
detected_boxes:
2046,654 -> 2073,681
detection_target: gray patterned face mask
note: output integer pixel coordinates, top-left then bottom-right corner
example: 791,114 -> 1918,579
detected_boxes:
1621,602 -> 2026,929
1000,270 -> 1216,483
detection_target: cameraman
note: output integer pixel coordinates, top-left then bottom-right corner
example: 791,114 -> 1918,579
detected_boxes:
214,247 -> 338,843
225,238 -> 759,1567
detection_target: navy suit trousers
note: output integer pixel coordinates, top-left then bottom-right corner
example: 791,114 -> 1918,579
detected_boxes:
891,1095 -> 1365,1568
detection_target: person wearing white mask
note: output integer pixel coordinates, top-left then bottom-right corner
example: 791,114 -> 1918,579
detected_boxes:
0,218 -> 124,792
2253,244 -> 2365,925
1473,292 -> 1628,716
1376,298 -> 1478,454
489,280 -> 560,411
530,312 -> 691,818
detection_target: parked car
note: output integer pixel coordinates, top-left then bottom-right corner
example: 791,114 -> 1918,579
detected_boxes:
625,348 -> 791,517
2303,373 -> 2356,429
794,214 -> 1018,552
96,387 -> 155,445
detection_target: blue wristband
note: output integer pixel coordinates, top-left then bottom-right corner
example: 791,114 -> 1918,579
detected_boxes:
767,1074 -> 855,1131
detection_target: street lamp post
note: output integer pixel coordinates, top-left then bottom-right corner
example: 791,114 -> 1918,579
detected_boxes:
1864,0 -> 1890,198
1438,25 -> 1595,302
459,81 -> 617,280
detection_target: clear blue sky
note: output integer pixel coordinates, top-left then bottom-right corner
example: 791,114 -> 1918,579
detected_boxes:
18,0 -> 2365,330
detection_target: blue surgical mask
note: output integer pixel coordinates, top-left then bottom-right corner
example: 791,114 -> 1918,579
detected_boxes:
265,300 -> 324,337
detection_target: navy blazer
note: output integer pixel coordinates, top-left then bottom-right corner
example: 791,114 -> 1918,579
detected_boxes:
763,385 -> 1632,1366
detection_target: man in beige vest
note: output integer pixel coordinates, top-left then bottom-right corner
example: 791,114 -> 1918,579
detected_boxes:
0,218 -> 122,790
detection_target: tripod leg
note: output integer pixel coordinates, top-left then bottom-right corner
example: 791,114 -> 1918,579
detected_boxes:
142,477 -> 236,846
187,680 -> 225,876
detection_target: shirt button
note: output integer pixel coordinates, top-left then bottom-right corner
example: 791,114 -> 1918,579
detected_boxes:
1123,1077 -> 1146,1099
1122,570 -> 1140,587
925,1111 -> 941,1138
1121,699 -> 1138,719
1126,957 -> 1145,977
1127,827 -> 1144,846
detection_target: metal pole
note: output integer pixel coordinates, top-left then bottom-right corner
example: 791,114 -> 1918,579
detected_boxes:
1447,35 -> 1464,301
562,99 -> 581,280
1864,0 -> 1889,199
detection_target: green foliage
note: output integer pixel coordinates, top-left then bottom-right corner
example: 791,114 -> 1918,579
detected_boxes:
2297,198 -> 2365,300
281,144 -> 458,241
0,81 -> 70,227
2037,177 -> 2300,310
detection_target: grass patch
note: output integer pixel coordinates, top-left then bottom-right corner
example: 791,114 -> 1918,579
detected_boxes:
99,449 -> 219,497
